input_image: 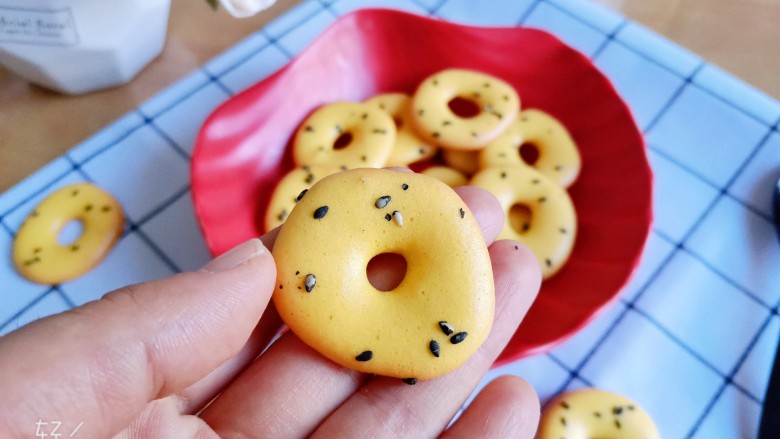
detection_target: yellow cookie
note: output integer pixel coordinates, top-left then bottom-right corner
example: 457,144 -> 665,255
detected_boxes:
293,101 -> 396,169
442,148 -> 481,176
272,168 -> 494,381
540,389 -> 660,439
480,109 -> 582,188
471,166 -> 576,279
13,183 -> 124,284
264,166 -> 343,231
410,69 -> 520,150
365,93 -> 437,167
420,166 -> 468,188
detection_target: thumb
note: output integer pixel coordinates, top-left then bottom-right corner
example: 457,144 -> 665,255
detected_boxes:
0,238 -> 276,438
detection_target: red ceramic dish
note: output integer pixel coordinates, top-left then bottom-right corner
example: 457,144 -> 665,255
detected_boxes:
191,9 -> 652,364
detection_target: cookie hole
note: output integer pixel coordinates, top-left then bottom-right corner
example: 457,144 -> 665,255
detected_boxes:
333,132 -> 353,150
367,252 -> 407,292
57,219 -> 84,246
509,204 -> 533,235
448,97 -> 481,119
519,142 -> 540,165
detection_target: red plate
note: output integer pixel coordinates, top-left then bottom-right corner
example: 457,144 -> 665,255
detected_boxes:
192,9 -> 652,364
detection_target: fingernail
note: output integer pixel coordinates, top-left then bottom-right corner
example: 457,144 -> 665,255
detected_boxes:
200,238 -> 266,273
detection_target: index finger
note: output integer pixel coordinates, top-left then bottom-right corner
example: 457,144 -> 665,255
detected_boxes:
0,238 -> 276,438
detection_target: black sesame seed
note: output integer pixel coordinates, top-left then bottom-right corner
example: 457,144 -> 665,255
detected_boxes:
375,196 -> 392,209
433,132 -> 441,138
296,189 -> 309,202
471,132 -> 478,138
545,258 -> 552,267
101,205 -> 112,212
419,148 -> 425,155
532,178 -> 540,184
472,92 -> 481,98
483,82 -> 490,88
538,197 -> 547,203
555,165 -> 564,171
429,340 -> 440,357
277,210 -> 287,222
341,165 -> 348,171
302,165 -> 310,171
438,321 -> 455,336
279,284 -> 283,289
70,245 -> 79,252
379,103 -> 386,110
361,155 -> 367,162
594,411 -> 602,418
432,79 -> 439,85
30,211 -> 39,217
385,213 -> 392,221
304,274 -> 316,292
402,183 -> 409,190
450,332 -> 468,344
373,129 -> 387,134
304,125 -> 314,132
362,113 -> 368,119
84,204 -> 93,212
442,120 -> 452,126
560,417 -> 566,426
503,94 -> 509,101
459,208 -> 465,219
295,270 -> 300,275
559,227 -> 567,234
402,378 -> 417,385
313,206 -> 329,219
418,109 -> 425,116
628,405 -> 635,411
33,247 -> 41,254
613,406 -> 624,415
71,189 -> 79,196
514,245 -> 519,250
561,401 -> 570,409
355,351 -> 373,362
305,173 -> 315,184
615,420 -> 622,430
500,171 -> 507,179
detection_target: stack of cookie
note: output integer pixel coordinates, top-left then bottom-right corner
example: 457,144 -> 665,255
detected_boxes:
266,68 -> 581,279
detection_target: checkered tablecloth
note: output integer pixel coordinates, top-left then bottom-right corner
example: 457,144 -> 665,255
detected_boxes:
2,0 -> 779,437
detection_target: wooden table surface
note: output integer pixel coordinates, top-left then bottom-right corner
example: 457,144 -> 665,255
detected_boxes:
1,0 -> 778,192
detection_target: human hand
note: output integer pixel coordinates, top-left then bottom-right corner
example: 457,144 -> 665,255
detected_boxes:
0,186 -> 541,438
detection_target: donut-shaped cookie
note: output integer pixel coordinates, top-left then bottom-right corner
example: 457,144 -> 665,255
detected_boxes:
442,148 -> 481,176
293,102 -> 396,169
470,166 -> 576,279
364,93 -> 437,167
480,109 -> 582,188
272,168 -> 494,380
410,69 -> 520,150
539,389 -> 660,439
13,183 -> 124,284
264,165 -> 343,231
420,166 -> 468,188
